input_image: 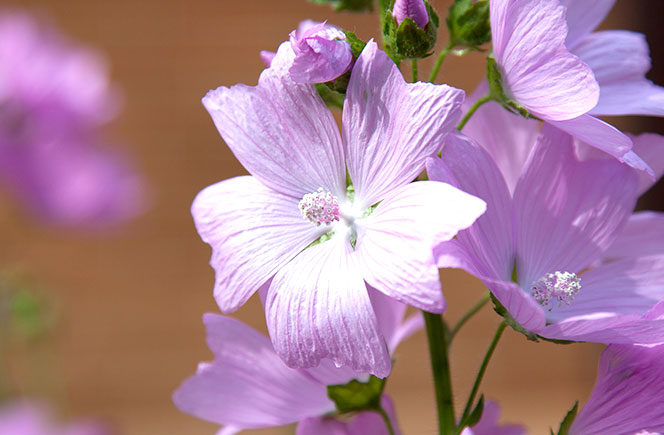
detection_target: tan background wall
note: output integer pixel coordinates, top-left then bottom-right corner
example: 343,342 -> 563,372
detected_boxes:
0,1 -> 660,434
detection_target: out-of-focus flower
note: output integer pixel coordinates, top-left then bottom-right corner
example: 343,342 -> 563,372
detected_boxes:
569,306 -> 664,434
393,0 -> 429,29
173,291 -> 420,434
488,0 -> 650,172
0,400 -> 109,435
0,12 -> 143,228
460,400 -> 525,435
430,123 -> 664,344
195,40 -> 484,377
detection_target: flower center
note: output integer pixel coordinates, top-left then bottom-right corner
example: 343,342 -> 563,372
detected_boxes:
298,188 -> 340,227
531,271 -> 581,311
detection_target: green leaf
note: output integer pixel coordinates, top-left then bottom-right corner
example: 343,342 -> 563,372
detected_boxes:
327,375 -> 385,413
315,83 -> 345,109
447,0 -> 491,49
343,31 -> 368,58
309,0 -> 374,12
557,401 -> 578,435
460,394 -> 485,430
490,293 -> 539,342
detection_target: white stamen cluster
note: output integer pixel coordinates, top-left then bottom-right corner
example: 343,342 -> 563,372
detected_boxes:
531,271 -> 581,311
298,188 -> 340,227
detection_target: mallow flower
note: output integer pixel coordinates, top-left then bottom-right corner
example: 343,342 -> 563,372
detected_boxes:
569,305 -> 664,434
195,40 -> 486,377
0,12 -> 143,227
0,401 -> 109,435
260,20 -> 353,83
429,124 -> 664,344
173,291 -> 421,434
460,401 -> 525,435
489,0 -> 647,171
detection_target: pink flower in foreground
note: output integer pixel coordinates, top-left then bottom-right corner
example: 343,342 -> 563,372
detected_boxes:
393,0 -> 429,29
570,305 -> 664,434
430,122 -> 664,344
460,401 -> 525,435
0,401 -> 109,435
173,292 -> 420,434
195,40 -> 485,377
489,0 -> 648,171
0,12 -> 143,227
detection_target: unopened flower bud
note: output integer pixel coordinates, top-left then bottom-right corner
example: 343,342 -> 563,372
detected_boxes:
393,0 -> 429,29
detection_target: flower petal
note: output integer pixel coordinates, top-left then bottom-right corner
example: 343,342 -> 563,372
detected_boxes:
484,277 -> 546,332
630,133 -> 664,195
266,236 -> 391,377
172,314 -> 333,429
356,181 -> 486,313
461,400 -> 526,435
559,0 -> 615,49
297,396 -> 400,435
571,343 -> 664,435
192,176 -> 323,312
368,287 -> 423,353
513,125 -> 639,287
491,0 -> 599,120
202,42 -> 345,198
605,212 -> 664,260
343,40 -> 464,209
430,133 -> 515,281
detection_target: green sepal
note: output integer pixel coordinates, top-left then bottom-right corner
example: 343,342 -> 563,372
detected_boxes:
315,83 -> 345,109
538,335 -> 578,345
327,375 -> 386,413
309,0 -> 374,12
487,56 -> 541,120
490,293 -> 539,342
447,0 -> 491,49
459,394 -> 485,430
344,31 -> 368,58
556,401 -> 579,435
383,1 -> 439,61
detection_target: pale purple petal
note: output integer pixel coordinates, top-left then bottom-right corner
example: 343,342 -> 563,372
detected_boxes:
191,176 -> 323,312
605,212 -> 664,259
539,312 -> 664,344
430,133 -> 515,281
259,50 -> 275,67
393,0 -> 429,28
343,40 -> 464,209
547,115 -> 635,163
173,314 -> 333,429
369,287 -> 423,353
513,125 -> 638,287
483,276 -> 546,332
356,181 -> 486,313
289,22 -> 353,84
570,344 -> 664,435
266,236 -> 391,377
491,0 -> 599,121
573,30 -> 664,117
559,0 -> 615,49
297,396 -> 400,435
630,133 -> 664,195
202,42 -> 345,198
461,83 -> 540,194
460,400 -> 526,435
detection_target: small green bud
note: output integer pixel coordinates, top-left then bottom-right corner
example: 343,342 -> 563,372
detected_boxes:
447,0 -> 491,50
309,0 -> 374,12
327,375 -> 385,413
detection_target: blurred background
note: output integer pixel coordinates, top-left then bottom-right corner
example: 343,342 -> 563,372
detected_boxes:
0,0 -> 662,434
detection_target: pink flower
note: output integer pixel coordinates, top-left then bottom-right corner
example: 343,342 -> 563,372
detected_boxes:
393,0 -> 429,29
195,40 -> 485,376
460,401 -> 525,435
489,0 -> 649,172
430,120 -> 664,344
0,400 -> 109,435
0,12 -> 143,228
173,292 -> 420,434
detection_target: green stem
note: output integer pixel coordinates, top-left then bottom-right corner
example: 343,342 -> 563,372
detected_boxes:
423,311 -> 455,435
376,406 -> 395,435
459,321 -> 507,425
456,94 -> 492,130
448,293 -> 490,344
411,59 -> 419,82
428,42 -> 454,83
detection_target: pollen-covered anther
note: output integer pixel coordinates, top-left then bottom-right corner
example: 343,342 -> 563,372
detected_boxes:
298,187 -> 340,226
531,271 -> 581,311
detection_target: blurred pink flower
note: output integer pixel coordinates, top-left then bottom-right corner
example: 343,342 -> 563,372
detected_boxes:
0,12 -> 143,228
0,400 -> 109,435
460,401 -> 525,435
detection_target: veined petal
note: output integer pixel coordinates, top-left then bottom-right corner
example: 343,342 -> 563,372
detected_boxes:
343,40 -> 464,209
630,133 -> 664,195
513,125 -> 638,287
559,0 -> 615,49
172,315 -> 333,429
192,176 -> 323,313
462,83 -> 540,194
491,0 -> 599,121
571,344 -> 664,435
202,42 -> 345,199
484,277 -> 546,332
430,133 -> 515,281
368,287 -> 423,353
356,181 -> 486,313
605,212 -> 664,260
266,236 -> 391,377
